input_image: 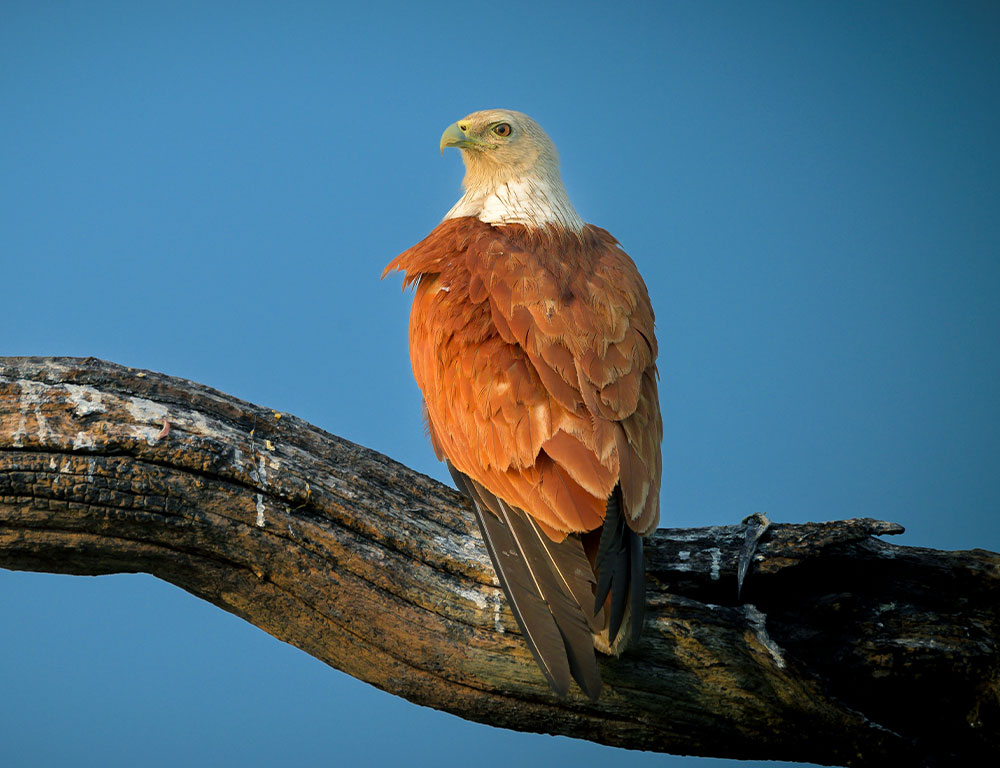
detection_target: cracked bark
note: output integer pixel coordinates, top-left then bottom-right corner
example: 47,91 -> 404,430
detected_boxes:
1,356 -> 997,766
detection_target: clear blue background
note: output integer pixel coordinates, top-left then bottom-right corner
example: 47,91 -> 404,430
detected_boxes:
2,2 -> 998,766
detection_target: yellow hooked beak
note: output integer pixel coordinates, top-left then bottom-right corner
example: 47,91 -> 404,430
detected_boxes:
440,122 -> 486,154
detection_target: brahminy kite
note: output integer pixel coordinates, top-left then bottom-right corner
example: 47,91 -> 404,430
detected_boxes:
383,109 -> 661,699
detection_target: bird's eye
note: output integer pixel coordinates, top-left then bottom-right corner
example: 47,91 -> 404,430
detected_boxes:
492,123 -> 512,137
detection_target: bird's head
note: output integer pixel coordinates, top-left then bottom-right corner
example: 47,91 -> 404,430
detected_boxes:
440,109 -> 561,191
438,109 -> 583,231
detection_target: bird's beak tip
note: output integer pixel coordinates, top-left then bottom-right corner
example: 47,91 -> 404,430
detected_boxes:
440,122 -> 469,155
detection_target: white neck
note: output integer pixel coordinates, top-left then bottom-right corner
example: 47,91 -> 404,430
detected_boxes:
444,175 -> 584,232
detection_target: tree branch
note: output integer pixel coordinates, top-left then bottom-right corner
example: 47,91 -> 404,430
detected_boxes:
1,357 -> 996,766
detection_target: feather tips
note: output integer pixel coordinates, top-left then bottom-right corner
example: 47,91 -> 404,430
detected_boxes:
450,463 -> 602,699
450,466 -> 574,695
593,485 -> 644,650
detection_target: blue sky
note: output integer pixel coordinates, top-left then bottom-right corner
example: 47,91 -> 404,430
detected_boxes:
2,2 -> 998,766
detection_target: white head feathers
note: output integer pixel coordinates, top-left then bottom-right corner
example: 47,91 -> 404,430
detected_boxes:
440,109 -> 585,233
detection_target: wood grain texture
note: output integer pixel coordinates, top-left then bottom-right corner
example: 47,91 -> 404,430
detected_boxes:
1,357 -> 997,766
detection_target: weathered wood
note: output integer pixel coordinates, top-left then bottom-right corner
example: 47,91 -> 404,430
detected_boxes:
0,356 -> 996,766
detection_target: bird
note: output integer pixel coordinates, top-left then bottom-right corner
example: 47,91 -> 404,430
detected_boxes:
383,109 -> 661,699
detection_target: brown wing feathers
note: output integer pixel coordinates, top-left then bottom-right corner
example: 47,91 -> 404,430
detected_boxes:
593,485 -> 643,645
449,462 -> 602,699
629,517 -> 646,647
387,217 -> 660,696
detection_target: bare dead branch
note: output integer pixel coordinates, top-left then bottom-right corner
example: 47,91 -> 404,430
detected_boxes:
1,357 -> 996,766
